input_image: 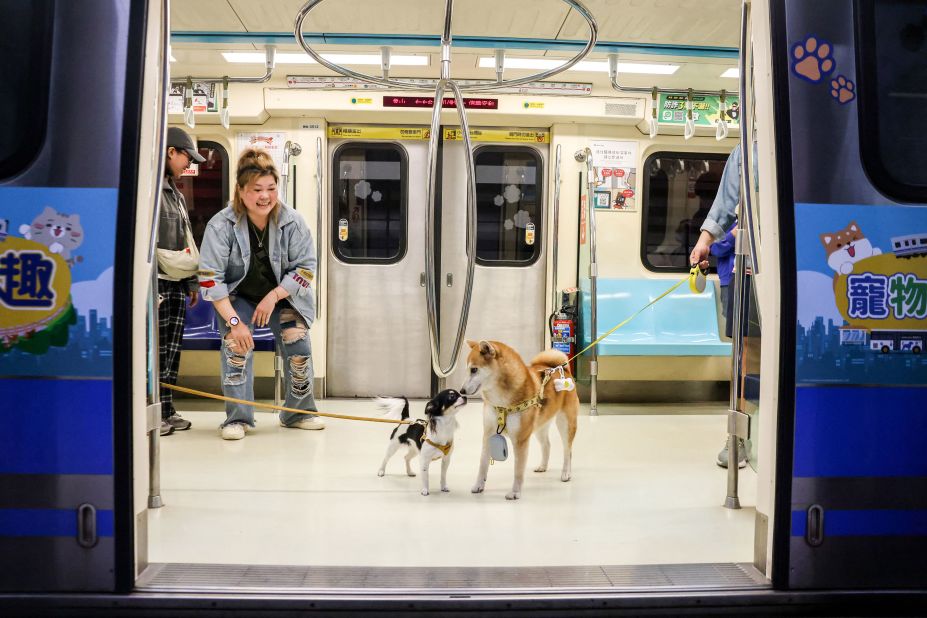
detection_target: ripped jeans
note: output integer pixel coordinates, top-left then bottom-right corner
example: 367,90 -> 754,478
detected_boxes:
216,295 -> 318,428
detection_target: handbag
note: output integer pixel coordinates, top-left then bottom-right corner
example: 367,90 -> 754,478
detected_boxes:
157,212 -> 199,279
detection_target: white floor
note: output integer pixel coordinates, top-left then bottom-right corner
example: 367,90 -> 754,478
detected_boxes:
149,399 -> 757,568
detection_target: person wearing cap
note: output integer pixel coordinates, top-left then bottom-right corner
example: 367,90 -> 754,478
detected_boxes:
156,127 -> 206,436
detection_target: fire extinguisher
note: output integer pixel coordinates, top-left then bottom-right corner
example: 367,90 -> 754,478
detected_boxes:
549,288 -> 578,375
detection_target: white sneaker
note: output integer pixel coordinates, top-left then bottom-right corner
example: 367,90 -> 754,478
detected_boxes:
220,423 -> 247,440
281,416 -> 325,430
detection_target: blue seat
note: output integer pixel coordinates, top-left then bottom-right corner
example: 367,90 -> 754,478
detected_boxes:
579,278 -> 731,356
182,300 -> 275,352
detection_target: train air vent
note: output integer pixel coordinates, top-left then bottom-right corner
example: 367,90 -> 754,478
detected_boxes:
604,100 -> 639,117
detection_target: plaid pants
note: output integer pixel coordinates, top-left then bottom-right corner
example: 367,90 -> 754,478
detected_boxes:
158,279 -> 188,419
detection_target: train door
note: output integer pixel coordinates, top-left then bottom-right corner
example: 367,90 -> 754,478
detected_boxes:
439,130 -> 548,390
326,129 -> 431,397
326,127 -> 548,397
771,0 -> 927,589
0,0 -> 158,591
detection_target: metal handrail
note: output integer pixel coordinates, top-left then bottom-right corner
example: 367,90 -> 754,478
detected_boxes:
148,0 -> 171,511
575,148 -> 599,416
315,136 -> 323,322
293,0 -> 597,93
174,45 -> 277,84
738,6 -> 759,276
551,144 -> 562,315
607,53 -> 733,98
292,0 -> 595,376
724,0 -> 752,511
147,0 -> 171,264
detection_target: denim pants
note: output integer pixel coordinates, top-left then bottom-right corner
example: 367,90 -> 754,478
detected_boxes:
216,295 -> 318,427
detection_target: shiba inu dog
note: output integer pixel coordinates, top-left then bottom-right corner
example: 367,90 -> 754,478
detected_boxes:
460,340 -> 579,500
376,389 -> 468,496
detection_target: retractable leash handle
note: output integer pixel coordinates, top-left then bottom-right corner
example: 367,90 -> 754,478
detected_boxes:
689,264 -> 708,294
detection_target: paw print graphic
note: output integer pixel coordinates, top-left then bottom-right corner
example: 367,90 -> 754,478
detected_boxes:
830,75 -> 855,104
791,36 -> 835,83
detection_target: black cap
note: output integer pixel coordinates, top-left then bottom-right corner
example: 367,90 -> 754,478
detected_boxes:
167,127 -> 206,163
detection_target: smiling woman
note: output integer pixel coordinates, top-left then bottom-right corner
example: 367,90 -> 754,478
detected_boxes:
197,147 -> 324,439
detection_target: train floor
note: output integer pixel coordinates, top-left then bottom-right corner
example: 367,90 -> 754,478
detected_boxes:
148,398 -> 758,570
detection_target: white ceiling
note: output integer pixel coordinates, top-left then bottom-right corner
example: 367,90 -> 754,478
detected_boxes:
171,0 -> 741,45
169,0 -> 742,92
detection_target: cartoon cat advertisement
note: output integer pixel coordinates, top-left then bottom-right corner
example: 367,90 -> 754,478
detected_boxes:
0,187 -> 117,377
795,203 -> 927,385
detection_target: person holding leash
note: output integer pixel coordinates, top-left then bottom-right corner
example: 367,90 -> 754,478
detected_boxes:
198,148 -> 324,440
688,144 -> 748,469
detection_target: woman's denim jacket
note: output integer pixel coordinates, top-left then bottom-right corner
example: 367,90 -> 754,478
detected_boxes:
198,203 -> 317,325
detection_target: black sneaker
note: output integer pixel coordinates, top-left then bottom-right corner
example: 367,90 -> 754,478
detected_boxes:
166,413 -> 192,431
717,439 -> 747,468
159,420 -> 175,437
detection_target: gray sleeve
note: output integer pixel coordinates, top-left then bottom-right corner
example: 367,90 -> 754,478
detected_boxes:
279,214 -> 317,299
197,222 -> 232,301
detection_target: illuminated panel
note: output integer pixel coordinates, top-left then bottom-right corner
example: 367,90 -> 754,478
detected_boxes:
382,96 -> 498,109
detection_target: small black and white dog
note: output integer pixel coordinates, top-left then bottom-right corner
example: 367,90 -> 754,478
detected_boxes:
376,389 -> 467,496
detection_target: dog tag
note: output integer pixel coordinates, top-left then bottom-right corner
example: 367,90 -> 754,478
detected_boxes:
489,434 -> 508,462
554,377 -> 575,392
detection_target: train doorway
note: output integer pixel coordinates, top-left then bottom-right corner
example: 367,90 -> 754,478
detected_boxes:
325,126 -> 549,398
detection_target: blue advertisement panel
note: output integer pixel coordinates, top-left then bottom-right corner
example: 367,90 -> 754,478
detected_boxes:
795,203 -> 927,385
0,187 -> 117,378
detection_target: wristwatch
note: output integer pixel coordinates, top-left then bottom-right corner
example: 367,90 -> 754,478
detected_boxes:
226,316 -> 240,327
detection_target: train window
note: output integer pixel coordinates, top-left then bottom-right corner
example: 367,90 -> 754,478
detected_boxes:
0,1 -> 52,178
474,147 -> 542,266
641,152 -> 728,272
332,143 -> 407,264
174,141 -> 229,247
857,0 -> 927,201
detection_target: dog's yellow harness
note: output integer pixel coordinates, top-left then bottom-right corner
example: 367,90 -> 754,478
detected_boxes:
493,371 -> 553,433
411,418 -> 452,456
424,438 -> 453,456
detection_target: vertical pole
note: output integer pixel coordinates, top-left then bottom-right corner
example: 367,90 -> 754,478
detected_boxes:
724,0 -> 752,510
148,263 -> 163,509
551,144 -> 562,317
585,150 -> 599,416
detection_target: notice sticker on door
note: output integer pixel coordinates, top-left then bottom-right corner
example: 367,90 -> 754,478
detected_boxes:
525,222 -> 536,246
338,218 -> 349,241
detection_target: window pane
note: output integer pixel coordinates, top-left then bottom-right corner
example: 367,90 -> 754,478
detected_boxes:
858,0 -> 927,199
0,1 -> 52,178
175,143 -> 229,247
475,148 -> 542,265
333,144 -> 406,263
642,153 -> 728,272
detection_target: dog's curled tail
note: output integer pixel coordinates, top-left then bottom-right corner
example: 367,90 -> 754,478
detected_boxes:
375,396 -> 409,421
530,349 -> 571,374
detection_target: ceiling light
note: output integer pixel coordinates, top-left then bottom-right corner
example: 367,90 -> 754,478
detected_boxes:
478,57 -> 678,75
222,52 -> 428,66
721,68 -> 739,78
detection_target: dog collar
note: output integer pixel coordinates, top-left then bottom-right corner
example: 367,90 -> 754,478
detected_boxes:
425,438 -> 452,456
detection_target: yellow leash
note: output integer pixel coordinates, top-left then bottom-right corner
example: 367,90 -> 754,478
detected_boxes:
160,382 -> 413,425
160,268 -> 706,426
559,266 -> 707,370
